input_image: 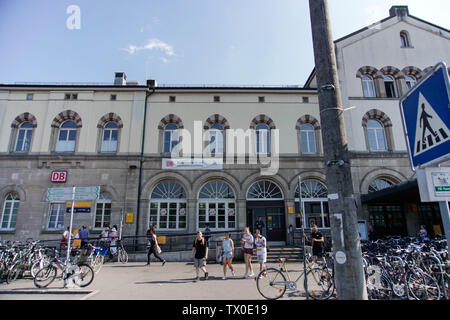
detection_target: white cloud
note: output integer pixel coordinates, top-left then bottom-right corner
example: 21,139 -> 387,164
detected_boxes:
123,38 -> 175,57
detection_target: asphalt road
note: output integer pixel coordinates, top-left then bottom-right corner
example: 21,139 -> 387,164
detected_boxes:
0,261 -> 313,300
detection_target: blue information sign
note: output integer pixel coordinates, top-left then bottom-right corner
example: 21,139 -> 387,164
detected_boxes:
400,62 -> 450,170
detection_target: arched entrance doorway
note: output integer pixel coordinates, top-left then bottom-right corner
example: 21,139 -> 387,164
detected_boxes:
246,180 -> 285,243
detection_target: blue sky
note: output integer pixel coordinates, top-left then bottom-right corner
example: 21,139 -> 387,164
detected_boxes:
0,0 -> 449,86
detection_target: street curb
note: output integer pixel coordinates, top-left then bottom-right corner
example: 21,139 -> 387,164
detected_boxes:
0,289 -> 92,295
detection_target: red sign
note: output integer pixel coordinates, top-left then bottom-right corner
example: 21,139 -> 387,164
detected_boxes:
160,209 -> 167,216
179,208 -> 186,216
209,209 -> 216,216
51,171 -> 68,183
228,209 -> 235,216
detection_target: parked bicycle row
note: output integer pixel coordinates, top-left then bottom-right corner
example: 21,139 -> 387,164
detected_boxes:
361,236 -> 449,300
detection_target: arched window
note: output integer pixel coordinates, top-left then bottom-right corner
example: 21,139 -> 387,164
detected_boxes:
295,180 -> 329,229
101,122 -> 119,153
56,121 -> 77,152
1,194 -> 19,230
256,123 -> 270,154
149,181 -> 187,230
367,120 -> 388,151
300,124 -> 317,154
163,124 -> 179,154
208,123 -> 224,155
405,75 -> 417,90
94,193 -> 112,229
15,122 -> 33,152
198,181 -> 236,230
362,75 -> 376,98
400,31 -> 411,48
368,179 -> 395,193
384,75 -> 398,98
247,180 -> 283,200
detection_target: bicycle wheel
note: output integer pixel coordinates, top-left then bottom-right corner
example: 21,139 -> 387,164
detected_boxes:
6,265 -> 21,284
70,263 -> 94,288
31,259 -> 50,278
407,269 -> 441,300
92,255 -> 104,273
118,247 -> 128,264
256,268 -> 287,300
34,265 -> 57,288
305,267 -> 334,300
366,270 -> 393,300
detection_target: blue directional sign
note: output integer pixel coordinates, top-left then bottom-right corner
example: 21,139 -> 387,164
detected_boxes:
400,62 -> 450,170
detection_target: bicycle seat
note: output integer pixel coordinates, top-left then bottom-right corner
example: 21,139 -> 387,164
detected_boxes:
278,258 -> 288,263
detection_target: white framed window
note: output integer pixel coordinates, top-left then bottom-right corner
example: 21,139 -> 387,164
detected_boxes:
368,179 -> 394,193
295,180 -> 329,229
1,194 -> 19,230
405,75 -> 417,90
149,181 -> 187,231
256,123 -> 270,155
246,180 -> 283,200
101,122 -> 119,153
56,121 -> 77,152
208,123 -> 224,155
367,120 -> 387,151
362,75 -> 376,97
163,124 -> 179,154
384,75 -> 398,98
94,193 -> 112,229
198,181 -> 236,230
15,122 -> 33,152
300,124 -> 317,154
47,203 -> 65,230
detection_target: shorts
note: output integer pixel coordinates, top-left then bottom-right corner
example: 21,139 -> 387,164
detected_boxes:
257,254 -> 267,264
222,252 -> 233,260
313,247 -> 324,258
194,258 -> 206,268
243,248 -> 254,255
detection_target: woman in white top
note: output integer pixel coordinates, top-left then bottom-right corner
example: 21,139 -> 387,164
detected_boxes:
241,227 -> 255,278
255,229 -> 267,272
218,232 -> 235,280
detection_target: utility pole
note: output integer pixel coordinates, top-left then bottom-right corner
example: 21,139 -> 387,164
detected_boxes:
308,0 -> 367,299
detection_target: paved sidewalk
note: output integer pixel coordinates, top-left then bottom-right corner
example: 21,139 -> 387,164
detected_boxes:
0,262 -> 311,300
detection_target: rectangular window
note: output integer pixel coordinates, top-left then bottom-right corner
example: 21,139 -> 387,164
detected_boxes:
26,93 -> 34,100
71,94 -> 78,100
110,94 -> 117,101
48,203 -> 65,230
169,96 -> 176,103
64,94 -> 71,100
302,97 -> 309,103
214,96 -> 221,102
258,96 -> 265,103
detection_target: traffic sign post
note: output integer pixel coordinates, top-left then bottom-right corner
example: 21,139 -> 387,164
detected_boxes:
400,62 -> 450,245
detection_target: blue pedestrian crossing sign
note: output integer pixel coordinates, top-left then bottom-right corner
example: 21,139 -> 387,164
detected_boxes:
400,62 -> 450,170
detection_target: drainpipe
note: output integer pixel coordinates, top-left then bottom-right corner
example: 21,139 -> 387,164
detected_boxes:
135,83 -> 156,250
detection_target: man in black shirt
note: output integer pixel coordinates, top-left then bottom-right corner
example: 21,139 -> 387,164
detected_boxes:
191,230 -> 209,282
255,217 -> 265,237
311,225 -> 325,264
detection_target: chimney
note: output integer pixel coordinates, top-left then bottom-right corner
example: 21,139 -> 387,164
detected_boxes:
147,79 -> 157,88
114,72 -> 127,85
389,6 -> 409,18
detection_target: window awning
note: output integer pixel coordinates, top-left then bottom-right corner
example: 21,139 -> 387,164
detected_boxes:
361,179 -> 421,204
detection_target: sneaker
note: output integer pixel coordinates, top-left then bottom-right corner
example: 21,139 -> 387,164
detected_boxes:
222,276 -> 227,280
244,273 -> 248,279
249,272 -> 255,278
231,270 -> 236,277
194,277 -> 199,282
204,272 -> 209,280
162,260 -> 166,266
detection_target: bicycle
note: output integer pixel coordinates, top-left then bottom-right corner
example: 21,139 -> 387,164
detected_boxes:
33,249 -> 94,289
256,253 -> 335,300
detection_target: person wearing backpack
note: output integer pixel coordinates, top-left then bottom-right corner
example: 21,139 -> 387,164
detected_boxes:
217,232 -> 235,280
191,230 -> 209,282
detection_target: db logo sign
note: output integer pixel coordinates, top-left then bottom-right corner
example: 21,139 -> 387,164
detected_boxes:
51,171 -> 68,183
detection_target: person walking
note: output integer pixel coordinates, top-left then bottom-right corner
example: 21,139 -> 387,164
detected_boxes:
241,227 -> 255,279
217,232 -> 235,280
191,230 -> 209,282
79,225 -> 90,255
255,229 -> 267,272
100,226 -> 109,246
419,225 -> 430,242
146,228 -> 166,266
